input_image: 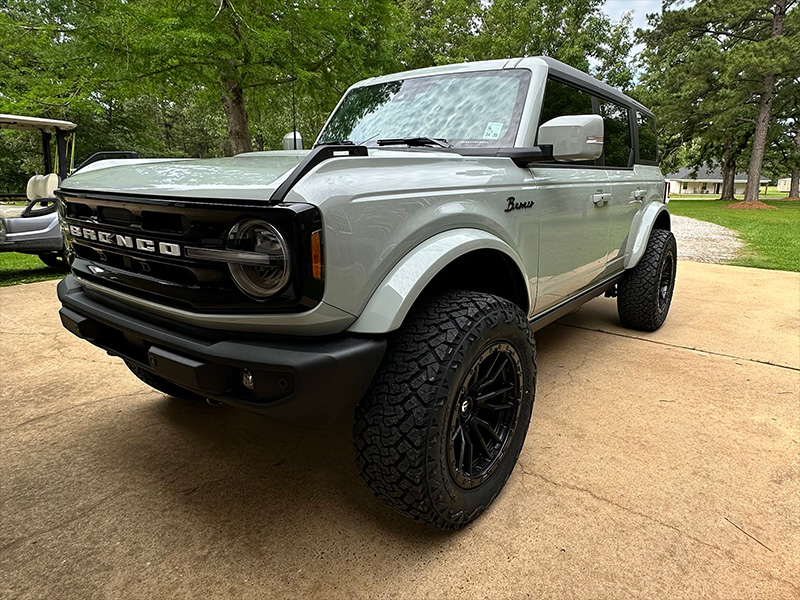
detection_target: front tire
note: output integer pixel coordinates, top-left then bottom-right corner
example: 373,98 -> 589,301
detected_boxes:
617,229 -> 677,331
354,291 -> 536,529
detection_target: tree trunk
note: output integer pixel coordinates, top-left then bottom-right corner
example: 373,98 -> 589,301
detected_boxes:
720,159 -> 737,201
743,0 -> 787,203
791,128 -> 800,198
220,60 -> 252,155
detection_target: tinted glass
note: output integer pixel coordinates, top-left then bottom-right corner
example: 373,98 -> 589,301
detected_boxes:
599,100 -> 631,168
538,78 -> 593,129
637,112 -> 657,162
318,70 -> 530,148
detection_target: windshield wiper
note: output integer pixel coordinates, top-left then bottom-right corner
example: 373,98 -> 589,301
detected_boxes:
377,136 -> 452,149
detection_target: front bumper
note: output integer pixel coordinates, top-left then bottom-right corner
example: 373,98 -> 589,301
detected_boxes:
57,276 -> 386,428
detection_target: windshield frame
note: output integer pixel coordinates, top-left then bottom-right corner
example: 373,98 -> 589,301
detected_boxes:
316,69 -> 532,150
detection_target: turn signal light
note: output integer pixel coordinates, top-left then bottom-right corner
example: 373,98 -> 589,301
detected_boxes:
311,229 -> 322,279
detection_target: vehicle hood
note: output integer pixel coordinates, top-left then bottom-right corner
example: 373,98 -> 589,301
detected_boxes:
59,150 -> 311,200
58,148 -> 492,203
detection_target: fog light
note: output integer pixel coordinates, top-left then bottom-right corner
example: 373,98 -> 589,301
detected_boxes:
241,369 -> 254,390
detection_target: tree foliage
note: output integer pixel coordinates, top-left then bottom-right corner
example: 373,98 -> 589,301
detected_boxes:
1,0 -> 634,192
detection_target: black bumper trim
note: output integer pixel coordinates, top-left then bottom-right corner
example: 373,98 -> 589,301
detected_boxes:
58,276 -> 386,428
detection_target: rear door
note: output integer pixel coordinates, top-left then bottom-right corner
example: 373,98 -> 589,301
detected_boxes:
596,98 -> 640,274
632,110 -> 666,225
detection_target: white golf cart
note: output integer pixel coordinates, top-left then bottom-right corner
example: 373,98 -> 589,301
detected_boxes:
0,114 -> 78,269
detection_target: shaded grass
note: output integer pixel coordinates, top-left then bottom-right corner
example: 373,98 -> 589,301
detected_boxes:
0,252 -> 64,286
668,200 -> 800,272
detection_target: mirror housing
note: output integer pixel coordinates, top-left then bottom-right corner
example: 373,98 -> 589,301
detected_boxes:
537,114 -> 604,161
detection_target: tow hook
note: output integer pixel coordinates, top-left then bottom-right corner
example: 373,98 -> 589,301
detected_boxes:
206,398 -> 226,407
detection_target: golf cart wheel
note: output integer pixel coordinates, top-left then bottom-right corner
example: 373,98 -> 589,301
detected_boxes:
617,229 -> 677,331
124,360 -> 207,402
354,291 -> 536,529
38,251 -> 69,271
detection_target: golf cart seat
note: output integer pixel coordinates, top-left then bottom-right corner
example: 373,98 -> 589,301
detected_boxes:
23,173 -> 60,217
27,173 -> 60,201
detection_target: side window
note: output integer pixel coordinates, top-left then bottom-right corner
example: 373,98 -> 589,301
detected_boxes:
637,112 -> 658,162
538,78 -> 593,130
598,99 -> 632,167
537,78 -> 594,164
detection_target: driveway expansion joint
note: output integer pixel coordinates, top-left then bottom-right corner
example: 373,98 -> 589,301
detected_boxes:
557,323 -> 800,372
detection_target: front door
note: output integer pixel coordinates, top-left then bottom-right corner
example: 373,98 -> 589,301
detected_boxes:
532,166 -> 611,312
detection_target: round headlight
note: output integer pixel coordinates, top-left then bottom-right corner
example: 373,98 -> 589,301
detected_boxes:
226,219 -> 290,298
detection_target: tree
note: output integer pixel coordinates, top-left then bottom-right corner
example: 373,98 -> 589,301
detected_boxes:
638,0 -> 799,203
470,0 -> 635,88
74,0 -> 397,154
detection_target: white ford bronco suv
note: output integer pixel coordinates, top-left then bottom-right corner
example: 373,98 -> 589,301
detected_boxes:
56,57 -> 675,529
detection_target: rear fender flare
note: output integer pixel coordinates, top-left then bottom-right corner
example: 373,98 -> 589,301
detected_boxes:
624,203 -> 671,270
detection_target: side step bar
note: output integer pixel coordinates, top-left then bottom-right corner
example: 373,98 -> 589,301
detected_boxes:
529,274 -> 623,332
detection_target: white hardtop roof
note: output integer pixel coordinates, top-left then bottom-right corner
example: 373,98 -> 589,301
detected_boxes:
0,114 -> 77,133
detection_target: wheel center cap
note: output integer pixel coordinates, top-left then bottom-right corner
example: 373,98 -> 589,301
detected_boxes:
461,398 -> 472,414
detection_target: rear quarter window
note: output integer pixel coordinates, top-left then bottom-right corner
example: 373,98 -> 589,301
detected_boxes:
637,112 -> 658,162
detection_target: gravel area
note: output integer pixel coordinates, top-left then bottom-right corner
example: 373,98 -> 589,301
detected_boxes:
671,214 -> 744,263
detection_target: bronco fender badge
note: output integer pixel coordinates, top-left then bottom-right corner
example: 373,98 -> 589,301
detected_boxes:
504,196 -> 535,212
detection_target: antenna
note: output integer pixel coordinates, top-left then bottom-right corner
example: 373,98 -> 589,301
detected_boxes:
291,22 -> 297,150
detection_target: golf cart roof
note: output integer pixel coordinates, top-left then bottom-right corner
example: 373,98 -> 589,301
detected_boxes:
0,114 -> 77,133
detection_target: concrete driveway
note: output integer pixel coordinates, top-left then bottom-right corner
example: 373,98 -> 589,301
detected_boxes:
1,262 -> 798,599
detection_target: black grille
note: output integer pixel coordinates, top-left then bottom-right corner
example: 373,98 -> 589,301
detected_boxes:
58,191 -> 324,313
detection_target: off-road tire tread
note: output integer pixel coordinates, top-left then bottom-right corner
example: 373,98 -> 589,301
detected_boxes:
617,229 -> 677,331
354,291 -> 535,530
124,360 -> 206,401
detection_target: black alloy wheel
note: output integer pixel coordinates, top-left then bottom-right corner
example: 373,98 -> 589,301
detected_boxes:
447,342 -> 523,489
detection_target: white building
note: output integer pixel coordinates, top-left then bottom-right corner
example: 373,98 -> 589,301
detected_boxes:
777,178 -> 792,193
666,167 -> 770,196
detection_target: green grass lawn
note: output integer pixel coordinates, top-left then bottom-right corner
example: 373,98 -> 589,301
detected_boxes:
0,252 -> 64,287
668,200 -> 800,272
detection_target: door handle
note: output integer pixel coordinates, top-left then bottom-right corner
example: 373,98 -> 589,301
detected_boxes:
629,189 -> 647,204
592,193 -> 612,206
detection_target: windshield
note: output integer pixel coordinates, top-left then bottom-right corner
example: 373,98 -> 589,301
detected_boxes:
317,70 -> 530,148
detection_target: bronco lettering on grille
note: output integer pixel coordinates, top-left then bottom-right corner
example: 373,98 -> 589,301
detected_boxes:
68,225 -> 181,257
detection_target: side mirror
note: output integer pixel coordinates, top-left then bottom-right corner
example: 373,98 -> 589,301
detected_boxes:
537,114 -> 604,161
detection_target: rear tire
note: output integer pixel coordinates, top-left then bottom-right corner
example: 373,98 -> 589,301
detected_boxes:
617,229 -> 677,331
124,360 -> 207,402
354,291 -> 536,529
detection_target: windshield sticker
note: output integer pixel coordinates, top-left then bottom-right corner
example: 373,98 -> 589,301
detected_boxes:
483,122 -> 503,140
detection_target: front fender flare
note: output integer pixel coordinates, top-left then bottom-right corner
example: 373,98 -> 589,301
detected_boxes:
347,228 -> 530,334
624,202 -> 670,270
